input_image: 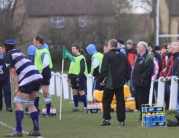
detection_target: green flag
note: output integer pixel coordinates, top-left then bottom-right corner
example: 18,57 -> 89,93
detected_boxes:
62,47 -> 75,62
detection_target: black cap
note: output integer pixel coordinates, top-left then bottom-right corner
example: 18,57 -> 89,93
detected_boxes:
154,46 -> 161,51
117,39 -> 124,45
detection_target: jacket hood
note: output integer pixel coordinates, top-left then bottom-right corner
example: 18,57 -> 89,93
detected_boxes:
27,45 -> 36,56
39,43 -> 49,49
86,44 -> 97,55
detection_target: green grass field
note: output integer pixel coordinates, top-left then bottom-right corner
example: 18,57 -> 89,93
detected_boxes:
0,94 -> 178,138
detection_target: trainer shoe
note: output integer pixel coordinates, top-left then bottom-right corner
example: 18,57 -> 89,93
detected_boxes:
4,130 -> 23,137
27,131 -> 41,136
83,107 -> 87,112
6,108 -> 13,112
119,121 -> 125,126
99,119 -> 111,126
70,108 -> 79,112
25,111 -> 30,115
43,113 -> 51,117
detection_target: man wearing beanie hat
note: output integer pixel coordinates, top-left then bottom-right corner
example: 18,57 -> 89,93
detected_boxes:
148,42 -> 162,72
154,46 -> 161,55
132,41 -> 154,122
117,39 -> 126,54
147,42 -> 162,105
125,39 -> 137,98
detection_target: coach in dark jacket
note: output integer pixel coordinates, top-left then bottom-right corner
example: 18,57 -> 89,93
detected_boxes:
98,39 -> 131,126
132,41 -> 154,121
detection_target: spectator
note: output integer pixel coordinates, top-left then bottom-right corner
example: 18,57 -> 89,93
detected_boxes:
150,51 -> 159,80
125,39 -> 137,98
132,41 -> 154,122
34,36 -> 53,117
0,44 -> 12,112
3,40 -> 42,137
154,45 -> 162,55
117,39 -> 126,54
86,44 -> 103,90
117,39 -> 125,48
148,42 -> 162,103
165,43 -> 173,110
166,42 -> 179,126
103,45 -> 108,54
98,39 -> 131,126
160,43 -> 168,77
68,44 -> 88,112
148,42 -> 162,73
166,43 -> 174,78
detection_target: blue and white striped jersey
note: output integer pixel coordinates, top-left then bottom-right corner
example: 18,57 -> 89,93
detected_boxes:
4,49 -> 42,86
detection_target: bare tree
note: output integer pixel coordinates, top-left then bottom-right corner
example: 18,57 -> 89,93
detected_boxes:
0,0 -> 30,45
0,0 -> 16,42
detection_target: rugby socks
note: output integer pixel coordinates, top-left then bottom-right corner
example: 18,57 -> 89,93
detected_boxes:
46,102 -> 51,115
34,96 -> 39,111
45,96 -> 51,115
81,94 -> 87,108
30,111 -> 39,131
73,95 -> 78,108
15,110 -> 24,132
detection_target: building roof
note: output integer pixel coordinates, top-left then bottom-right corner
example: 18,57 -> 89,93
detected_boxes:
24,0 -> 116,17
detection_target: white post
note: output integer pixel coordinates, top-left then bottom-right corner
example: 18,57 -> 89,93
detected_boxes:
148,79 -> 156,105
156,0 -> 160,45
156,77 -> 165,106
49,71 -> 55,95
169,76 -> 178,110
87,74 -> 93,101
62,74 -> 69,99
59,60 -> 64,120
55,72 -> 61,97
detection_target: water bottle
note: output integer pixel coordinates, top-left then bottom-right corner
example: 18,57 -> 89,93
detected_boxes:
142,113 -> 147,127
142,107 -> 146,113
147,113 -> 152,127
156,112 -> 161,121
151,113 -> 156,122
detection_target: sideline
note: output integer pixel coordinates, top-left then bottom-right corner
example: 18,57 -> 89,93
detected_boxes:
0,121 -> 28,134
0,121 -> 44,138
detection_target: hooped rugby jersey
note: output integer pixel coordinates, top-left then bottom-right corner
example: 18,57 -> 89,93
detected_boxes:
4,49 -> 42,86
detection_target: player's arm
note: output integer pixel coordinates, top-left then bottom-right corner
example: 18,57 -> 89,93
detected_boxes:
41,53 -> 50,68
4,51 -> 19,93
9,68 -> 19,92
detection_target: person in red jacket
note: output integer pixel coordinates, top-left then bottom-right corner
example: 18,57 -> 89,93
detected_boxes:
165,43 -> 174,110
166,43 -> 174,77
125,39 -> 137,98
160,43 -> 168,77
